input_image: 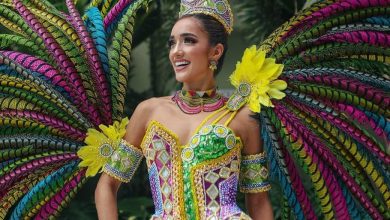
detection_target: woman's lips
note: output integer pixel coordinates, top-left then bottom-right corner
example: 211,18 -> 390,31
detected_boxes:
174,60 -> 190,72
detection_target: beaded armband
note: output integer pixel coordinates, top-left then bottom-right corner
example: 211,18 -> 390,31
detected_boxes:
102,139 -> 143,183
239,152 -> 271,193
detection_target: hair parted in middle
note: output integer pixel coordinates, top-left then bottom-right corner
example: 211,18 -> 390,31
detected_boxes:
178,13 -> 228,75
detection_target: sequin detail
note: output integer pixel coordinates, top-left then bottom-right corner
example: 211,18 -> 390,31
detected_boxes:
141,120 -> 256,219
103,140 -> 143,183
239,152 -> 271,193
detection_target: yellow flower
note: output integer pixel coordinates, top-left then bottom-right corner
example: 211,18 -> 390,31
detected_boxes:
77,117 -> 129,177
229,45 -> 287,113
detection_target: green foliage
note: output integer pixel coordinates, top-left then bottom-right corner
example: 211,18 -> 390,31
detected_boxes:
234,0 -> 306,44
148,0 -> 181,96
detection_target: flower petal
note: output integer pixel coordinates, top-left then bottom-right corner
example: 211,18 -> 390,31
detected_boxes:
249,97 -> 261,113
268,88 -> 286,99
270,80 -> 287,90
259,94 -> 272,107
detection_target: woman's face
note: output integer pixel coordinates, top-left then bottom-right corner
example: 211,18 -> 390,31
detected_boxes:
169,17 -> 213,84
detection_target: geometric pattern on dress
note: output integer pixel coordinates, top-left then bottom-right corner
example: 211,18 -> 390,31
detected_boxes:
195,151 -> 249,220
144,130 -> 175,219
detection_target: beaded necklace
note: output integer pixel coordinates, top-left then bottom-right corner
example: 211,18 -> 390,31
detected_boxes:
172,88 -> 226,114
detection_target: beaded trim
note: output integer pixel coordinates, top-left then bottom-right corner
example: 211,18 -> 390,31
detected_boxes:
226,82 -> 251,111
140,120 -> 186,219
102,140 -> 143,183
172,89 -> 227,114
191,145 -> 242,219
239,151 -> 271,193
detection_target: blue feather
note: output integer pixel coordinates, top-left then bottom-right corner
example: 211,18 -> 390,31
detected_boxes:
365,16 -> 390,26
105,4 -> 130,35
363,110 -> 390,141
338,179 -> 366,220
84,7 -> 110,80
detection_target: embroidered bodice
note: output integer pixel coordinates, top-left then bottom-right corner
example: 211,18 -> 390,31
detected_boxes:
140,120 -> 250,220
102,107 -> 271,220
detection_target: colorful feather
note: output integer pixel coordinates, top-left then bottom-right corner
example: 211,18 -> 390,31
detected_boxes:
0,0 -> 150,218
258,0 -> 390,219
0,0 -> 389,219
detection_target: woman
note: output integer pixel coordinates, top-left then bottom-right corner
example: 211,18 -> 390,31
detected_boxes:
1,0 -> 388,219
95,4 -> 274,220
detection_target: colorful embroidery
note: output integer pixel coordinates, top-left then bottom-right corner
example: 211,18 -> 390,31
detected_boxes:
102,140 -> 143,183
140,119 -> 260,219
141,120 -> 185,219
239,152 -> 271,193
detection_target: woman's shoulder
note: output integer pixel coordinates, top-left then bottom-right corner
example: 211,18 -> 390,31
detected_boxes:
230,105 -> 260,140
137,96 -> 173,110
133,96 -> 174,117
234,105 -> 256,124
125,96 -> 174,145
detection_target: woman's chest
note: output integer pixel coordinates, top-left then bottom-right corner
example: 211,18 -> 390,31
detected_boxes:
141,120 -> 246,219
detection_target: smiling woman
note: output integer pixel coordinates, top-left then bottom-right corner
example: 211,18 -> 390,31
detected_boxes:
168,16 -> 221,87
94,1 -> 274,219
1,0 -> 388,219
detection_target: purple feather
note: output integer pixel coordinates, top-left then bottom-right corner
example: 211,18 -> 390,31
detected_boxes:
315,31 -> 390,47
1,51 -> 72,94
66,0 -> 112,125
286,74 -> 389,109
281,0 -> 390,41
0,153 -> 77,197
34,169 -> 86,219
103,0 -> 134,29
335,103 -> 388,140
276,101 -> 383,219
281,145 -> 317,219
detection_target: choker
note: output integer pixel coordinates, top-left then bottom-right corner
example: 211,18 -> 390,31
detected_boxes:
172,88 -> 226,114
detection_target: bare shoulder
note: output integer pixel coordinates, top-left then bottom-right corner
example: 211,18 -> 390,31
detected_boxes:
134,96 -> 173,117
230,105 -> 262,154
234,105 -> 260,128
124,96 -> 173,147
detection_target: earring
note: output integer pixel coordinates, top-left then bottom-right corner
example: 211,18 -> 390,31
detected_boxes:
209,60 -> 217,71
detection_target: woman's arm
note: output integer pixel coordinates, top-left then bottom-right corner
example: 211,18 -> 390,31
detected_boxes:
234,107 -> 274,220
246,192 -> 273,220
95,173 -> 122,220
94,99 -> 152,219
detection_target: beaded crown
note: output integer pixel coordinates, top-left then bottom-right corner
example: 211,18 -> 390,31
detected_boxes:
179,0 -> 233,34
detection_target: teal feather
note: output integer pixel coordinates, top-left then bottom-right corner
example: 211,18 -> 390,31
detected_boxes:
84,7 -> 110,82
366,16 -> 390,25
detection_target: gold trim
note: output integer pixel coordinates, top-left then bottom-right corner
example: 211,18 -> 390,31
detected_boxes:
102,167 -> 131,183
242,151 -> 266,160
191,143 -> 242,219
240,184 -> 272,193
140,120 -> 186,218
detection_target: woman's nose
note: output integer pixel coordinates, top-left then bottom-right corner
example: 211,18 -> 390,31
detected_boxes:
171,42 -> 184,57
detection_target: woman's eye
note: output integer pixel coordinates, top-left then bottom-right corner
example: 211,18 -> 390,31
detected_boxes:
184,37 -> 197,44
167,39 -> 176,48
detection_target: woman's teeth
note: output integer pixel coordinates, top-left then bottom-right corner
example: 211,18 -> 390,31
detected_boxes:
175,61 -> 190,67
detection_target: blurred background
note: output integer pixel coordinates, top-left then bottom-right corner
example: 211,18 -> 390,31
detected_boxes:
1,0 -> 306,219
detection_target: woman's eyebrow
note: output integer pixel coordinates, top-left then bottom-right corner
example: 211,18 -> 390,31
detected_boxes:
180,33 -> 198,38
169,33 -> 198,40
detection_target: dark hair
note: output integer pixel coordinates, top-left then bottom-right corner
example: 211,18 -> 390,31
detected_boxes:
180,14 -> 228,75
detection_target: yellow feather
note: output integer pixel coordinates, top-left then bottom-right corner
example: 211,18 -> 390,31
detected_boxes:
229,45 -> 286,113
